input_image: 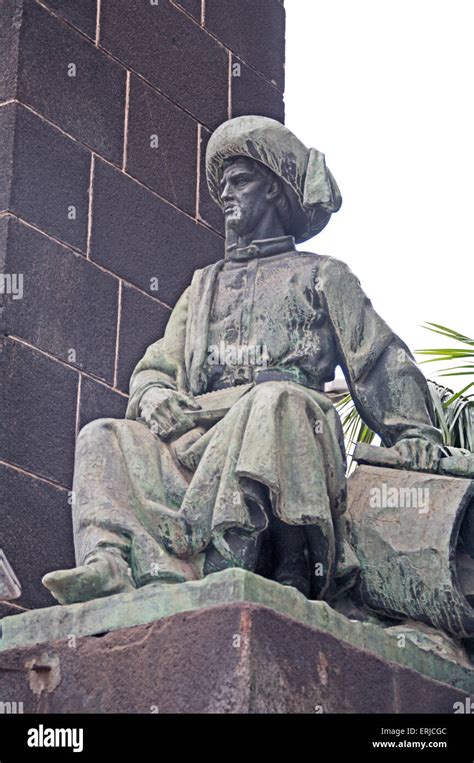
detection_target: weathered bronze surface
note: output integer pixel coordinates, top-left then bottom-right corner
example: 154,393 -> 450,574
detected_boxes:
41,117 -> 472,647
348,464 -> 474,638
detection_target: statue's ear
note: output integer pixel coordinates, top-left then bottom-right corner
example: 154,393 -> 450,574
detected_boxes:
265,175 -> 282,202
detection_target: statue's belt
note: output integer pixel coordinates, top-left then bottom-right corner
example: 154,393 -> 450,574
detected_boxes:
211,368 -> 316,391
182,371 -> 322,426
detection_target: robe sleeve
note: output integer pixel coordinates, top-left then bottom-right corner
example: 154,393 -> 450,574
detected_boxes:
318,256 -> 442,447
125,287 -> 190,420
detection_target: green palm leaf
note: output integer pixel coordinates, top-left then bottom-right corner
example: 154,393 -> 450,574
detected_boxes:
417,324 -> 474,377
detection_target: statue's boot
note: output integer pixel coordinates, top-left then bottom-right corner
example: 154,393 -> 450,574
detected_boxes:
334,539 -> 360,595
42,548 -> 135,605
273,561 -> 310,598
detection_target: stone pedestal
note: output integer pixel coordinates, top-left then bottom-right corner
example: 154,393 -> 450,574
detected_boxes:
0,570 -> 472,713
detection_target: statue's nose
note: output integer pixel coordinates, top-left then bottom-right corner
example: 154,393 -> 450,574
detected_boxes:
221,182 -> 234,202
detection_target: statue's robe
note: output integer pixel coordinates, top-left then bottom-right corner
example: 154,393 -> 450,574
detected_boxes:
73,236 -> 441,597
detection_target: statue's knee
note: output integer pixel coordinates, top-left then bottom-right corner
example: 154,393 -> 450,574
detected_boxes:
78,417 -> 121,442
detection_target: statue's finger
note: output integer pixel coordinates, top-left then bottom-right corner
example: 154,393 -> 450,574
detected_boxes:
151,409 -> 173,435
150,421 -> 167,438
177,393 -> 201,411
169,400 -> 194,429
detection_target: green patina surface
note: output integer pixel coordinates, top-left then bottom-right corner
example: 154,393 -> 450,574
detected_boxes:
43,115 -> 449,613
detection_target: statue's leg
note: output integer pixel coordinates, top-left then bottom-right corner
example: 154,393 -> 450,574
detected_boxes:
43,418 -> 201,604
176,381 -> 352,598
269,514 -> 310,596
42,546 -> 136,605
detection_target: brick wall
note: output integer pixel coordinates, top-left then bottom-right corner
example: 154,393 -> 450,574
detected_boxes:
0,0 -> 286,609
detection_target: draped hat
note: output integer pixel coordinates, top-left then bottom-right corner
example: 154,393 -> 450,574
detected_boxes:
205,116 -> 342,243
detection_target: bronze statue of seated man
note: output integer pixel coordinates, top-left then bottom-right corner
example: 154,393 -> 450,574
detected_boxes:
43,116 -> 443,606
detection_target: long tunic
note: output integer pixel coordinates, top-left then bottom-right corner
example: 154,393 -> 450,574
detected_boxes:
73,236 -> 440,597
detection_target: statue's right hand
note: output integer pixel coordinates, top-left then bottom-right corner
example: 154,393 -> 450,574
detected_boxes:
139,388 -> 200,441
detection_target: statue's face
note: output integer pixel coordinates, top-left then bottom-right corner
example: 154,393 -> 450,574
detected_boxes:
219,157 -> 278,237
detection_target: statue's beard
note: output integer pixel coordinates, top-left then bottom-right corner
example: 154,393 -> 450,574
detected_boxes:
224,204 -> 251,234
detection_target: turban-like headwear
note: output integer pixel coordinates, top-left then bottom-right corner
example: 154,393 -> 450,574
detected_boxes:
206,116 -> 342,243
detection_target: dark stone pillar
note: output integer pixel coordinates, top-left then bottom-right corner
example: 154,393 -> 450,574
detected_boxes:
0,0 -> 286,608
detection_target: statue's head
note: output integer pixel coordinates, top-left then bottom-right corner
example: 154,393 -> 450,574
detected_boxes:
206,116 -> 342,244
219,156 -> 291,239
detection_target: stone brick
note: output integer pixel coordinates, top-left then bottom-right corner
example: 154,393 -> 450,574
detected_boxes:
1,216 -> 118,383
100,0 -> 228,128
90,159 -> 223,306
0,103 -> 14,212
0,601 -> 29,618
0,219 -> 8,335
175,0 -> 201,20
15,0 -> 125,164
0,0 -> 22,101
231,57 -> 284,122
79,377 -> 128,430
40,0 -> 98,40
116,283 -> 171,393
0,338 -> 77,486
1,103 -> 90,251
205,0 -> 285,91
0,463 -> 75,609
126,75 -> 198,216
198,126 -> 225,235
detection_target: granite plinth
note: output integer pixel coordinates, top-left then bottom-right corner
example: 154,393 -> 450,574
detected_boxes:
0,601 -> 470,713
0,569 -> 473,696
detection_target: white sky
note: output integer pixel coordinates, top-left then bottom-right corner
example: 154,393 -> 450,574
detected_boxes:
285,0 -> 473,390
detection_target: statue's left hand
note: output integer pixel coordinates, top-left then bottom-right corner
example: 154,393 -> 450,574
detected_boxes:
393,437 -> 442,471
140,388 -> 200,441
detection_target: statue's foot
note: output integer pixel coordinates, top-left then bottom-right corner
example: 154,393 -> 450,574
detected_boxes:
42,549 -> 135,605
273,559 -> 310,597
334,539 -> 360,595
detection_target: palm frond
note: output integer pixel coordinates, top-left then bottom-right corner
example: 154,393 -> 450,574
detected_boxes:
420,323 -> 474,346
427,381 -> 474,451
417,324 -> 474,377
